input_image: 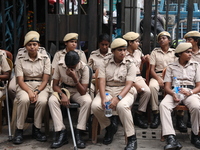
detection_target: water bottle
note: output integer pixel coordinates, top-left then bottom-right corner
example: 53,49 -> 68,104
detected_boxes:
104,93 -> 113,117
173,77 -> 185,101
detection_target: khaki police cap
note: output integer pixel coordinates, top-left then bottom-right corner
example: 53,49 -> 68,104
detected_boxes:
175,42 -> 192,54
52,88 -> 70,102
184,31 -> 200,39
157,31 -> 171,41
123,32 -> 140,41
111,38 -> 127,49
63,33 -> 78,42
24,31 -> 40,46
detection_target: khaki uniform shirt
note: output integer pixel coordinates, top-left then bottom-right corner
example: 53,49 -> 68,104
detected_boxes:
125,50 -> 144,74
15,52 -> 51,80
52,49 -> 87,69
14,47 -> 47,65
53,61 -> 89,94
0,50 -> 10,75
164,60 -> 200,87
191,49 -> 200,62
98,55 -> 136,87
88,48 -> 112,71
150,47 -> 176,74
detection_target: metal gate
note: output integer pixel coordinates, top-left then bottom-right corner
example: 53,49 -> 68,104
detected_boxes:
0,0 -> 200,59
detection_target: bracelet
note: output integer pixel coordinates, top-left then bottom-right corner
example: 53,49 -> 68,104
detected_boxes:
34,89 -> 41,94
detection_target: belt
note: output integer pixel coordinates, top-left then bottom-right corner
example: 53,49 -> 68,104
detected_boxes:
156,71 -> 163,73
24,80 -> 42,82
172,85 -> 194,89
136,74 -> 141,77
61,83 -> 75,88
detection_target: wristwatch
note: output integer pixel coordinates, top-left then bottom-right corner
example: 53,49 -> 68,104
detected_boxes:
34,89 -> 41,94
117,95 -> 123,101
189,90 -> 193,95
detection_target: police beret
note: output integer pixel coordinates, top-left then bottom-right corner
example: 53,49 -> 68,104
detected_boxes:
63,33 -> 78,42
24,31 -> 40,46
175,42 -> 192,54
157,31 -> 171,41
111,38 -> 127,49
123,32 -> 140,41
184,31 -> 200,38
52,88 -> 70,102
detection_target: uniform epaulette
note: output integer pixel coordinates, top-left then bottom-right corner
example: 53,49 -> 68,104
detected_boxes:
90,50 -> 98,55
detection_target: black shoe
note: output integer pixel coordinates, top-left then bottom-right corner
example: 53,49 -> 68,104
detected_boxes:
176,116 -> 187,133
150,113 -> 160,129
124,135 -> 137,150
51,129 -> 68,148
191,131 -> 200,149
164,135 -> 182,150
134,113 -> 148,129
32,125 -> 47,142
13,129 -> 23,144
187,119 -> 191,128
111,115 -> 118,134
75,129 -> 85,149
103,122 -> 116,145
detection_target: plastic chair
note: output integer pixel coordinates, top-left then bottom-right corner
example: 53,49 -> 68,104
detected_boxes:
0,58 -> 13,141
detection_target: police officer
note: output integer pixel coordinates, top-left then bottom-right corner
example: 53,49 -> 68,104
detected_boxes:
52,33 -> 87,74
0,50 -> 11,98
149,31 -> 178,129
88,33 -> 112,75
91,38 -> 137,150
123,31 -> 151,129
8,31 -> 47,104
184,31 -> 200,62
12,31 -> 51,144
183,31 -> 200,128
160,42 -> 200,149
48,51 -> 92,149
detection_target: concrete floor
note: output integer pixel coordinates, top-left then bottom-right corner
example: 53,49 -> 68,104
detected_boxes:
0,119 -> 199,150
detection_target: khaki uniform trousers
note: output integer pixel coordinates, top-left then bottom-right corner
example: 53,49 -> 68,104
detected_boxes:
149,77 -> 161,111
135,76 -> 151,112
8,76 -> 16,102
48,92 -> 92,132
16,81 -> 49,129
91,87 -> 135,137
160,94 -> 200,136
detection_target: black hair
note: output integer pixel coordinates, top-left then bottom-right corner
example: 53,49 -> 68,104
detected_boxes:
98,33 -> 110,43
65,51 -> 80,66
189,36 -> 199,42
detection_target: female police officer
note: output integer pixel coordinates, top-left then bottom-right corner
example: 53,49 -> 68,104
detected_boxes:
13,31 -> 51,144
91,38 -> 137,150
48,51 -> 92,149
160,42 -> 200,149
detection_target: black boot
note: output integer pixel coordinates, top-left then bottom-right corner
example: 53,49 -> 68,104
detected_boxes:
51,129 -> 68,148
191,131 -> 200,149
103,122 -> 116,145
111,115 -> 118,134
150,113 -> 160,129
176,115 -> 187,132
134,112 -> 148,129
124,135 -> 137,150
13,129 -> 23,144
164,135 -> 182,150
75,129 -> 85,149
32,124 -> 47,142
